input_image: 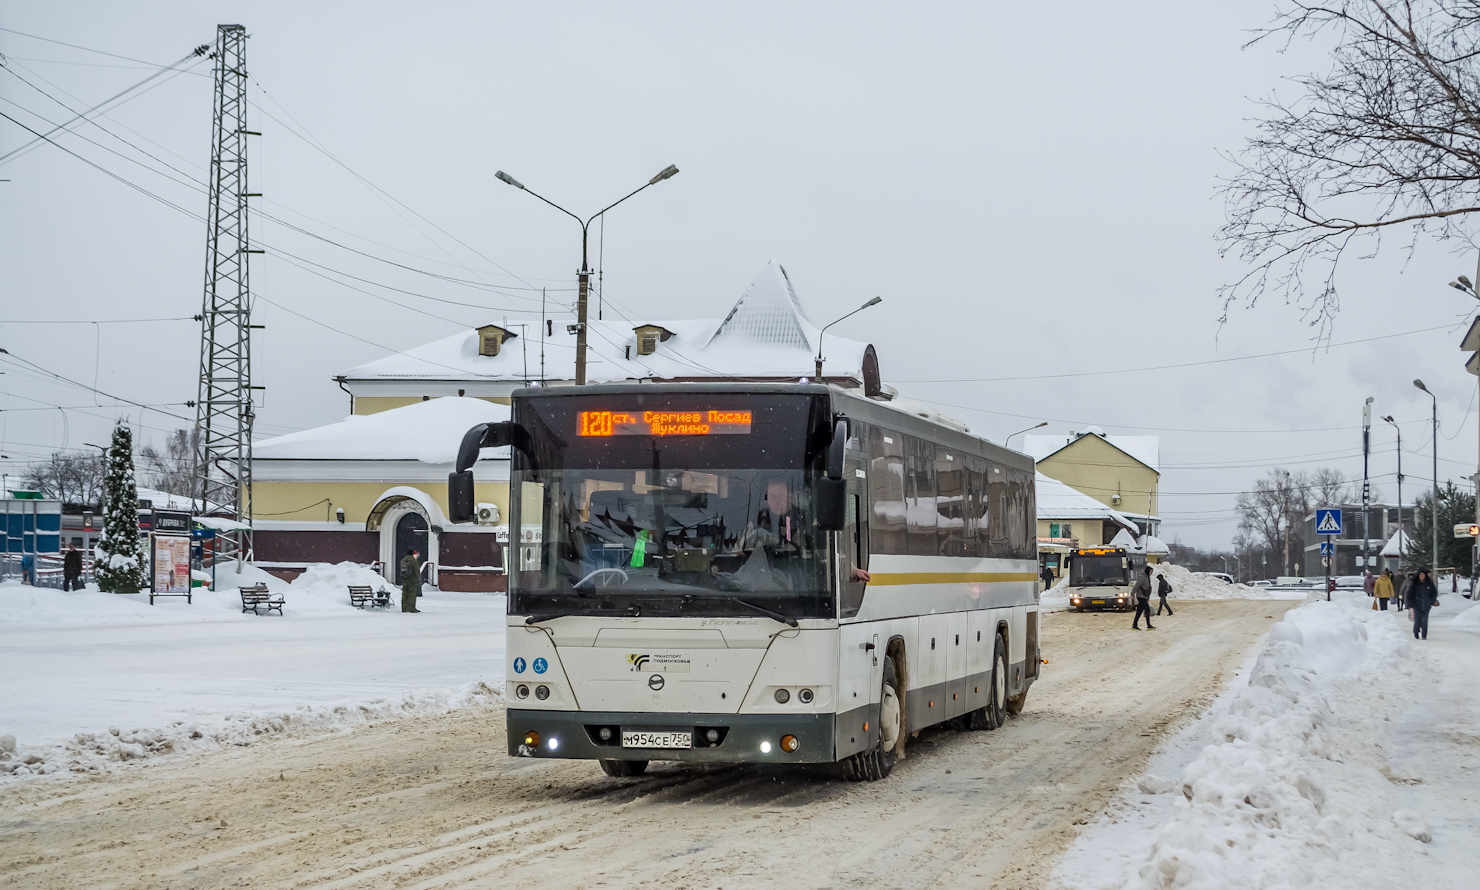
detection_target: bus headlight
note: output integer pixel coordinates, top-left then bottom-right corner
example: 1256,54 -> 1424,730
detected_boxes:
535,685 -> 550,700
774,688 -> 790,704
516,684 -> 530,699
798,688 -> 814,704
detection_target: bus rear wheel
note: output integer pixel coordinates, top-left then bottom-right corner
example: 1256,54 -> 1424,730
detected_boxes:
599,758 -> 648,777
843,655 -> 900,781
967,634 -> 1007,731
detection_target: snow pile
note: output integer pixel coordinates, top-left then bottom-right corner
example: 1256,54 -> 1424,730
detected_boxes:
1128,595 -> 1426,889
0,680 -> 502,779
1042,563 -> 1291,609
0,562 -> 400,628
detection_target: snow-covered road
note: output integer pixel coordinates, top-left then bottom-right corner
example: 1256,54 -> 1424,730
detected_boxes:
0,599 -> 1289,890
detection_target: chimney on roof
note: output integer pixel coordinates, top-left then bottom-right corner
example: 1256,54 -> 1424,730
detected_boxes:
477,324 -> 516,357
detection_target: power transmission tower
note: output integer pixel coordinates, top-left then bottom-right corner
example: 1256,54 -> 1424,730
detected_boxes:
193,24 -> 258,565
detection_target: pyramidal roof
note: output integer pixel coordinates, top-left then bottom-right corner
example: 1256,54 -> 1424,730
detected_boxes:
707,261 -> 818,350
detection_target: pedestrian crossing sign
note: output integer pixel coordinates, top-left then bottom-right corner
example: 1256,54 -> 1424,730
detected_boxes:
1316,509 -> 1342,535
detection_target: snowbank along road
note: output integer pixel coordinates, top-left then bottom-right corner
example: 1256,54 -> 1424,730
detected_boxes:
0,599 -> 1292,890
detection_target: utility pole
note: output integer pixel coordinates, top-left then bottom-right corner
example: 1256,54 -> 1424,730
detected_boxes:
193,24 -> 257,567
1363,397 -> 1373,576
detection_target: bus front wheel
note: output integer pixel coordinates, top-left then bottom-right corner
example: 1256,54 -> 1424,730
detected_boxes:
599,758 -> 648,777
844,655 -> 900,781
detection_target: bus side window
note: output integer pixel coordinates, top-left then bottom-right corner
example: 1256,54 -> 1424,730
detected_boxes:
936,448 -> 965,557
986,462 -> 1010,557
868,427 -> 907,555
905,437 -> 937,556
962,454 -> 989,558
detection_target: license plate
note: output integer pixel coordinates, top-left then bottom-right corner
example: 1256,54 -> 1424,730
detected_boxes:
622,730 -> 692,749
1091,599 -> 1105,605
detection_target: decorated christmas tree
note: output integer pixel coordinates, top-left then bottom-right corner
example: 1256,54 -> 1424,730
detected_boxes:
94,422 -> 146,593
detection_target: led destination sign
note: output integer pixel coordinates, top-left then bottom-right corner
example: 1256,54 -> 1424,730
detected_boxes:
578,409 -> 753,437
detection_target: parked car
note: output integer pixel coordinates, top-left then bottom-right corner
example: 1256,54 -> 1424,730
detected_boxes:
1250,579 -> 1274,588
1194,571 -> 1234,584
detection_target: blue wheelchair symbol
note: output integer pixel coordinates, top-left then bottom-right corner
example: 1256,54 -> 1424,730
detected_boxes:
513,657 -> 526,674
533,657 -> 548,674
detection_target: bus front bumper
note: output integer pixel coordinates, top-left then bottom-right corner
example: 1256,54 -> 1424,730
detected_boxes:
1069,592 -> 1131,610
507,709 -> 838,764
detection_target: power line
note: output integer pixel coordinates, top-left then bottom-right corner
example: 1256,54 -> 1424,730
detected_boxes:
0,44 -> 209,166
0,26 -> 181,67
0,349 -> 192,421
895,324 -> 1462,384
0,317 -> 192,324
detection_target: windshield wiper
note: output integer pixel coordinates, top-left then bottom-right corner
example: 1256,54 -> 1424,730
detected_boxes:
525,611 -> 590,625
733,599 -> 799,627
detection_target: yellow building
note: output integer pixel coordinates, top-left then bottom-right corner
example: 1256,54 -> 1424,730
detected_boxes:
252,397 -> 512,590
1033,472 -> 1141,579
1023,428 -> 1166,571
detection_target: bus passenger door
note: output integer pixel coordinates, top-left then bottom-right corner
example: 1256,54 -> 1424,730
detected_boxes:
839,451 -> 870,619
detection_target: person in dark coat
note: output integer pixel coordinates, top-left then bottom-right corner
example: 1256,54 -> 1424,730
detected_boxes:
1397,571 -> 1414,610
1131,566 -> 1155,630
1408,569 -> 1439,640
1155,571 -> 1174,616
400,548 -> 422,613
62,544 -> 83,591
1041,565 -> 1056,591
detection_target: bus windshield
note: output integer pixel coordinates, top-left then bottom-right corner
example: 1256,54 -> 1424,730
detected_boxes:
509,391 -> 834,620
1071,554 -> 1127,587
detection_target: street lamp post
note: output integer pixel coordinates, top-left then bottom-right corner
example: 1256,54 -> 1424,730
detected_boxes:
814,296 -> 882,381
494,165 -> 679,385
1005,421 -> 1048,448
1414,380 -> 1439,571
1383,415 -> 1403,567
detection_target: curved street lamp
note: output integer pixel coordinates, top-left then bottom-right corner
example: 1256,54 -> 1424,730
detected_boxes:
494,165 -> 679,385
815,297 -> 882,381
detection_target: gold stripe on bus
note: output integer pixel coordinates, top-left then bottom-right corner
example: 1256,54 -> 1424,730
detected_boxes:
866,572 -> 1039,586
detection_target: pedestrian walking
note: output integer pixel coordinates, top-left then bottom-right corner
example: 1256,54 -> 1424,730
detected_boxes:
1131,566 -> 1155,630
62,544 -> 83,591
1397,571 -> 1414,610
1363,570 -> 1376,599
1040,565 -> 1055,591
1155,571 -> 1174,616
1408,569 -> 1439,640
400,547 -> 422,613
1374,568 -> 1394,611
20,552 -> 35,586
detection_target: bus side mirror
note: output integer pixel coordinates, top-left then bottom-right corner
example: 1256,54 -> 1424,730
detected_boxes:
826,419 -> 847,480
817,478 -> 846,530
448,470 -> 475,523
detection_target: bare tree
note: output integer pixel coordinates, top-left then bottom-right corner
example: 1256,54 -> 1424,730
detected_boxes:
20,451 -> 105,506
1219,1 -> 1480,326
140,428 -> 199,497
1235,467 -> 1351,573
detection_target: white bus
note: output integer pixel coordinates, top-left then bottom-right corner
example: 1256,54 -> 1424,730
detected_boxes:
448,383 -> 1041,780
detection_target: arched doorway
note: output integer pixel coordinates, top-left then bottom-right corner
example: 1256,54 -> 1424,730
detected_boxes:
394,511 -> 429,583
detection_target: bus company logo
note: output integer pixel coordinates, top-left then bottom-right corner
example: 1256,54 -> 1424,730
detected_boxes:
628,654 -> 691,673
512,657 -> 526,674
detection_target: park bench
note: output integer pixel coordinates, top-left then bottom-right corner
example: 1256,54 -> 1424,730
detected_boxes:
348,585 -> 394,609
240,583 -> 284,616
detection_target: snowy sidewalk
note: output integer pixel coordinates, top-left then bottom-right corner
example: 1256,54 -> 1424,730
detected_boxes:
1054,588 -> 1480,890
0,565 -> 508,778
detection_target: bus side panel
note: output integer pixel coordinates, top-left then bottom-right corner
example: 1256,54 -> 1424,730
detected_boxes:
909,613 -> 949,732
964,609 -> 993,713
946,612 -> 969,719
834,616 -> 912,760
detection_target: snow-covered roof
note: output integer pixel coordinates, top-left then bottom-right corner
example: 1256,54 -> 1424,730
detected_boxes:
1022,426 -> 1160,473
1109,528 -> 1170,556
254,397 -> 510,464
136,487 -> 193,511
1036,472 -> 1139,531
339,261 -> 875,386
1381,529 -> 1410,558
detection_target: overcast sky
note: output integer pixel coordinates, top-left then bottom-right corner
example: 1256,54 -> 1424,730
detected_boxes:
2,1 -> 1478,552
